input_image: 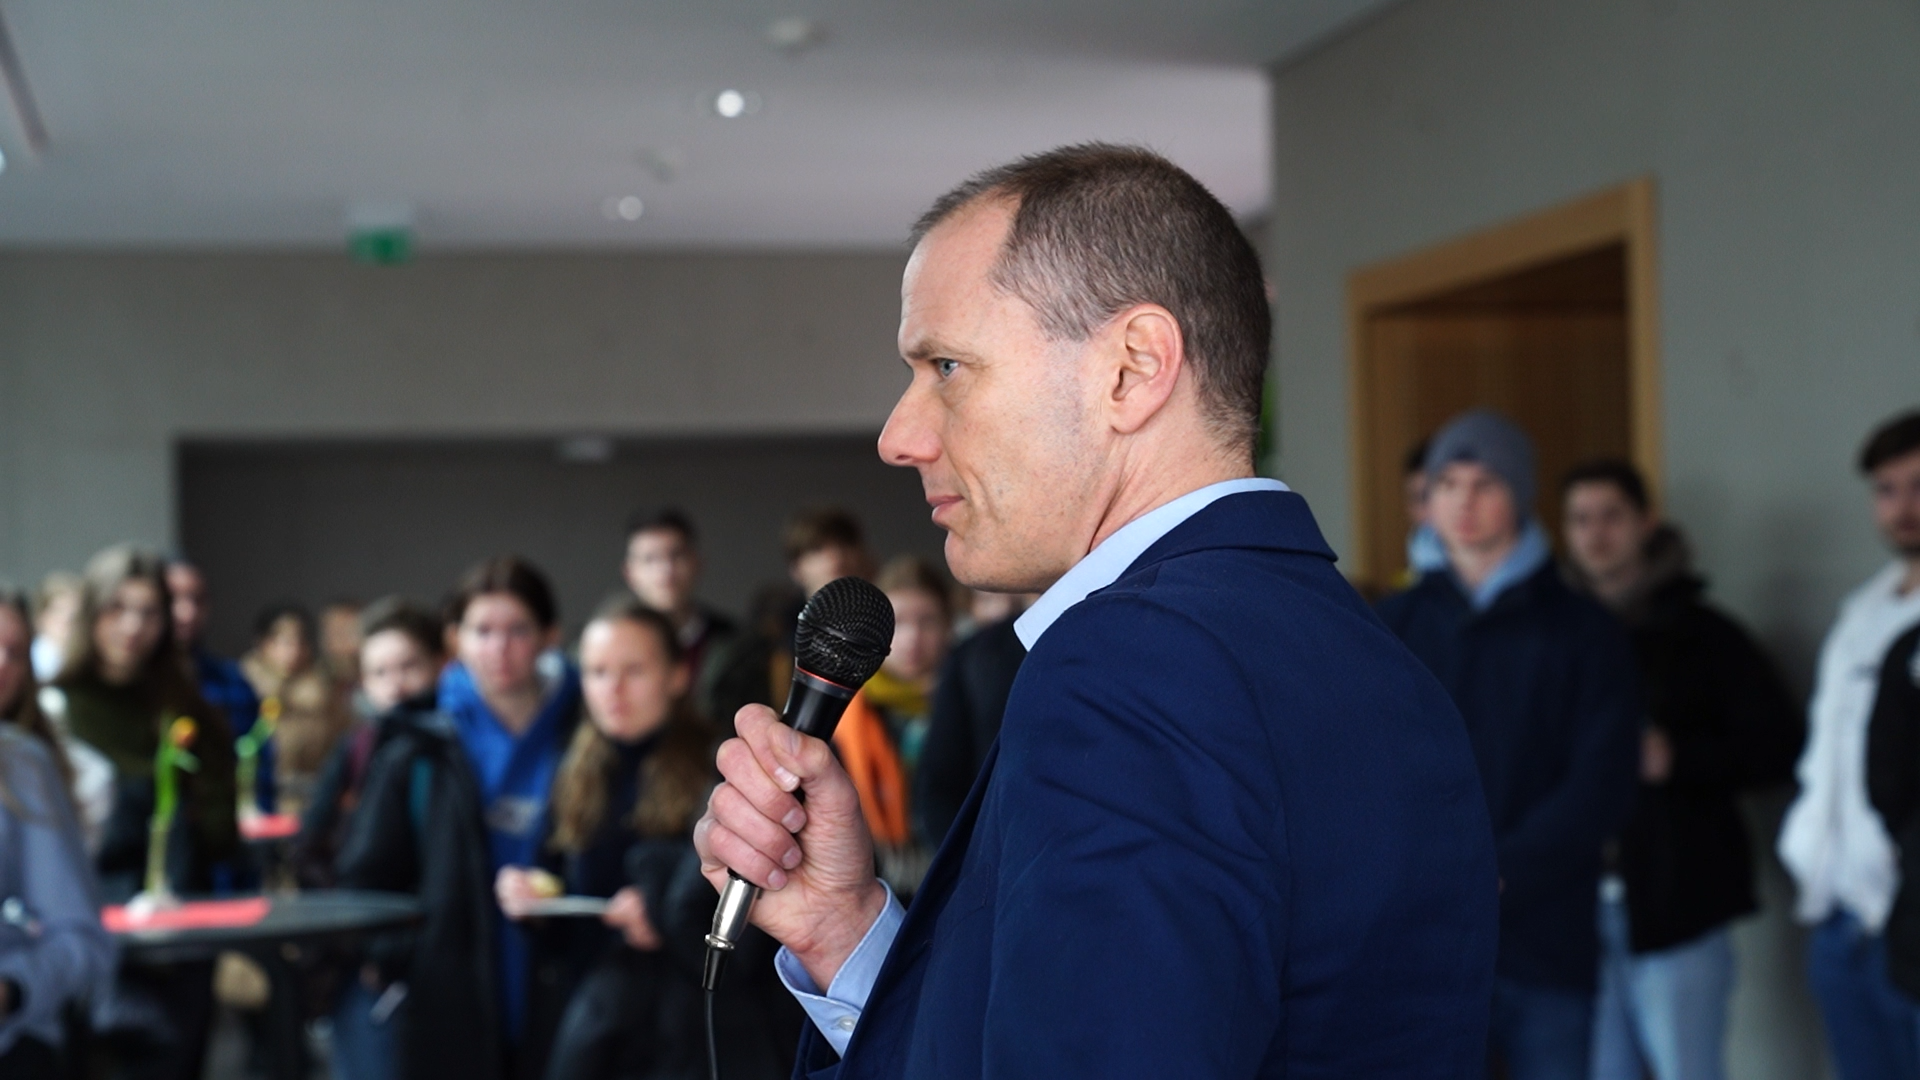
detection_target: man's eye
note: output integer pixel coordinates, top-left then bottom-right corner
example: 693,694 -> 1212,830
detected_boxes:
934,358 -> 959,378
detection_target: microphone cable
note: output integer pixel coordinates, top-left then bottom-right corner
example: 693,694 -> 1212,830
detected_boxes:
706,986 -> 721,1080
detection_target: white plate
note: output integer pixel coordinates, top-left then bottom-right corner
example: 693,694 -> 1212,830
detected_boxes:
513,896 -> 611,917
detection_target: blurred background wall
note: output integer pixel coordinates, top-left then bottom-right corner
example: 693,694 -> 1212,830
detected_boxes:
0,249 -> 909,598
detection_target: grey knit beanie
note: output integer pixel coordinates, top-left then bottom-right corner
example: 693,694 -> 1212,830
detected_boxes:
1424,409 -> 1538,512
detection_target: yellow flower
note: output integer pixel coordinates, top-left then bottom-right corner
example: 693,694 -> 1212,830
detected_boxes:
167,717 -> 198,750
260,697 -> 283,724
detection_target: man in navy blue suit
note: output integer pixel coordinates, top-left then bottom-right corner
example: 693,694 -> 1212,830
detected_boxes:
695,144 -> 1500,1077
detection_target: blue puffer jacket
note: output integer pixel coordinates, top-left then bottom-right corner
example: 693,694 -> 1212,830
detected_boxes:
1378,561 -> 1641,992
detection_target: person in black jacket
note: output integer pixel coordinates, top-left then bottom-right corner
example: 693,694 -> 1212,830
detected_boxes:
913,613 -> 1025,848
1377,410 -> 1640,1080
1562,460 -> 1804,1080
1867,622 -> 1920,1004
302,598 -> 502,1080
497,598 -> 797,1080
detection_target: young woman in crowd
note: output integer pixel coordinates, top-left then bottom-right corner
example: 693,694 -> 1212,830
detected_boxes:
0,586 -> 114,1079
241,602 -> 351,817
438,556 -> 581,1065
497,598 -> 797,1080
53,545 -> 237,1080
833,556 -> 955,896
299,597 -> 501,1080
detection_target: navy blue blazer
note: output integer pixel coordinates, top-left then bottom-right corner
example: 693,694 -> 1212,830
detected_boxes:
798,490 -> 1499,1078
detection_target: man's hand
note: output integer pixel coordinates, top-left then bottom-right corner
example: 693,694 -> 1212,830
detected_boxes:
603,887 -> 663,951
695,704 -> 888,988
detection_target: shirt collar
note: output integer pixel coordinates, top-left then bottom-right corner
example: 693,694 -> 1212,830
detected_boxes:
1013,478 -> 1290,650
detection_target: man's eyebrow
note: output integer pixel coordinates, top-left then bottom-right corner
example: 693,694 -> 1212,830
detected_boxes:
900,336 -> 975,363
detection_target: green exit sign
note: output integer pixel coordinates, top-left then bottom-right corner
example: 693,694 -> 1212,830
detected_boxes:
350,227 -> 413,265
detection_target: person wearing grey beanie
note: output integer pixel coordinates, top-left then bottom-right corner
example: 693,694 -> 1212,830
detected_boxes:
1379,407 -> 1641,1080
1424,409 -> 1539,518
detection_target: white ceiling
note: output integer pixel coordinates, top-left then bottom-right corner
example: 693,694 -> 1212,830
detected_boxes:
0,0 -> 1394,249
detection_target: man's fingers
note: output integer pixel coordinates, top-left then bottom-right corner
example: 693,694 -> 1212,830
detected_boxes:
715,738 -> 807,832
710,783 -> 804,871
733,708 -> 854,814
701,818 -> 789,891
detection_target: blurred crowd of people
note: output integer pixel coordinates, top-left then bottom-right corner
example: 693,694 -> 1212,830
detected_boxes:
1381,406 -> 1920,1080
0,506 -> 1025,1080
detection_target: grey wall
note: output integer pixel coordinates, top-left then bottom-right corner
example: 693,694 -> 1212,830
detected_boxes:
0,249 -> 912,590
177,435 -> 946,659
1267,0 -> 1920,1075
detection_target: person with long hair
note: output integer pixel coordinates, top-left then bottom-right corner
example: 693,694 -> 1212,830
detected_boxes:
498,599 -> 796,1080
0,585 -> 114,1079
240,602 -> 351,818
53,545 -> 238,1080
438,555 -> 580,1065
53,546 -> 237,899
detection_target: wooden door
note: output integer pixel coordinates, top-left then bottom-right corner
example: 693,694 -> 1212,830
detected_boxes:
1346,180 -> 1660,593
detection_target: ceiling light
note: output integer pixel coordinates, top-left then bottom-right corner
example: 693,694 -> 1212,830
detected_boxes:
713,89 -> 760,119
602,195 -> 644,221
0,146 -> 7,176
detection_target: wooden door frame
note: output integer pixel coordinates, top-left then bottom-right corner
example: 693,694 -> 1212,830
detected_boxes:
1344,177 -> 1662,586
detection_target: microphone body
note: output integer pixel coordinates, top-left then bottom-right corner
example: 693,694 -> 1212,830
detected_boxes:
702,668 -> 856,989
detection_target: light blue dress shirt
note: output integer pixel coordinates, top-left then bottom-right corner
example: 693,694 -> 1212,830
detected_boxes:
774,476 -> 1291,1054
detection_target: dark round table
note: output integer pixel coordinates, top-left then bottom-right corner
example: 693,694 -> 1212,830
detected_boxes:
113,890 -> 423,1080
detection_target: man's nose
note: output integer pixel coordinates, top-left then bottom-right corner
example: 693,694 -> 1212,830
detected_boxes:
878,384 -> 937,468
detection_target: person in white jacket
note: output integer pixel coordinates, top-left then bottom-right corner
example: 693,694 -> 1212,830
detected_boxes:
1779,409 -> 1920,1080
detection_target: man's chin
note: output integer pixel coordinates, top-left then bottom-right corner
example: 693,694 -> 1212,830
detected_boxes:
944,536 -> 1037,594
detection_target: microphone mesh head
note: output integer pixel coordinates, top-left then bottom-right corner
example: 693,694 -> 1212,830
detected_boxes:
795,577 -> 895,688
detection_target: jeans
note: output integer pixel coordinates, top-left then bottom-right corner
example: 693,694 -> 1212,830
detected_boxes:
1489,976 -> 1595,1080
1590,892 -> 1734,1080
1809,911 -> 1920,1080
331,977 -> 399,1080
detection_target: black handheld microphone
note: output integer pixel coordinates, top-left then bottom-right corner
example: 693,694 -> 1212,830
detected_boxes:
702,576 -> 894,991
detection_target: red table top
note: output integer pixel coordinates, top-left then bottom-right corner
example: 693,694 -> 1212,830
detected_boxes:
240,813 -> 301,841
103,896 -> 273,934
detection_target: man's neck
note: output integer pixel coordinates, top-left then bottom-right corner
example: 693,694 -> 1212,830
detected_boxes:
1450,533 -> 1521,593
671,603 -> 700,634
486,684 -> 544,736
1588,561 -> 1646,609
1899,556 -> 1920,597
1086,445 -> 1253,556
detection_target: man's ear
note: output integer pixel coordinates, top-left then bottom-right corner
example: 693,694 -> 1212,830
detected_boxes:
1104,304 -> 1185,436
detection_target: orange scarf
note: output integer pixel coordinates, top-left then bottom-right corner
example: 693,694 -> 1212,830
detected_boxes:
833,691 -> 910,847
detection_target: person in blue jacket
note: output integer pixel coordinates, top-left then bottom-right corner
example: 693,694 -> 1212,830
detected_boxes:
694,144 -> 1500,1078
438,556 -> 581,1071
1376,410 -> 1642,1080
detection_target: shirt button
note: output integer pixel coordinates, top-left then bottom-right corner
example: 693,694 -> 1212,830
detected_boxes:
834,1016 -> 857,1032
